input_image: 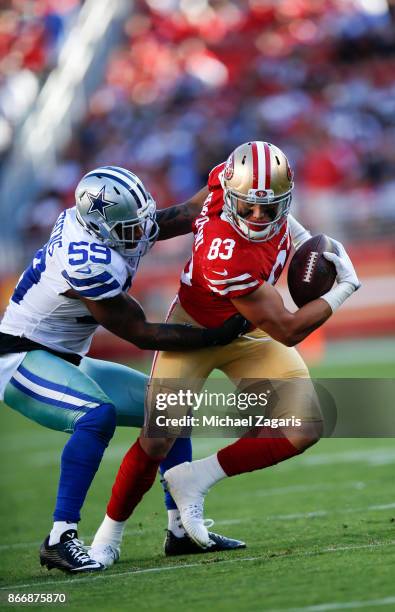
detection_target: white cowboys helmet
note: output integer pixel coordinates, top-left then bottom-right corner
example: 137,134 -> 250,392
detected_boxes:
75,166 -> 159,259
221,141 -> 294,242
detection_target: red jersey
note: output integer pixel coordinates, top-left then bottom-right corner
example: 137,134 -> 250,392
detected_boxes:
178,163 -> 291,328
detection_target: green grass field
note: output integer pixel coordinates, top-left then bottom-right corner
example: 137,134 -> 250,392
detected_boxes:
0,340 -> 394,611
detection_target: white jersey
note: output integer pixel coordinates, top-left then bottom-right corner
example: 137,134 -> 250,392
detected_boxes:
0,207 -> 139,356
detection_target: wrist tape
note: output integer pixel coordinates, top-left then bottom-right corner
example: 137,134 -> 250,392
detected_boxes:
321,282 -> 355,313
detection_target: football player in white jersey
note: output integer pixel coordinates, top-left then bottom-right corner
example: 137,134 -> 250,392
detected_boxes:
0,166 -> 247,573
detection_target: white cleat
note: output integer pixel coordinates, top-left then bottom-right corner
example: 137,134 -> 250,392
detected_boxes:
164,462 -> 211,548
89,543 -> 120,568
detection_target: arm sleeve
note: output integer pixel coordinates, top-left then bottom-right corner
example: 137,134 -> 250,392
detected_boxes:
288,214 -> 311,250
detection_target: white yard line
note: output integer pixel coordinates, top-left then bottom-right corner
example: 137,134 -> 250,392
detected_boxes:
219,501 -> 395,524
298,448 -> 395,467
1,540 -> 394,592
272,596 -> 395,611
8,440 -> 395,468
21,446 -> 395,470
253,480 -> 366,497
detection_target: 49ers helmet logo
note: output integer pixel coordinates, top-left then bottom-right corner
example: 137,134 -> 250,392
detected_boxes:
224,153 -> 234,180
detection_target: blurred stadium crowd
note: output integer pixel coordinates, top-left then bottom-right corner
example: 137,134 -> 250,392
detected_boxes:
0,0 -> 394,353
0,0 -> 83,168
4,0 -> 393,248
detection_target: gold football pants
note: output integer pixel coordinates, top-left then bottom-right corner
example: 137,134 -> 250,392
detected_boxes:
146,299 -> 321,429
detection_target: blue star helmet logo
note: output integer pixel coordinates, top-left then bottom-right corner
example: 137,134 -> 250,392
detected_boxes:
87,186 -> 117,220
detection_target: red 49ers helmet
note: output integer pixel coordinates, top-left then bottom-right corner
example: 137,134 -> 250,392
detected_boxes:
221,141 -> 294,242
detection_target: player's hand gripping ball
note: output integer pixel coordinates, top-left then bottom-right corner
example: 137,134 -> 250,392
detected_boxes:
287,234 -> 337,307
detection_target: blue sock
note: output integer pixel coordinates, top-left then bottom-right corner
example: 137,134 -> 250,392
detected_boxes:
159,438 -> 192,510
53,403 -> 116,522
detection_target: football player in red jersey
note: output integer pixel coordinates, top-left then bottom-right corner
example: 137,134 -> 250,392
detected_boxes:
91,142 -> 360,558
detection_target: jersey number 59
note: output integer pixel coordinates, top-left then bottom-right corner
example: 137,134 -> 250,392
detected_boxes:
68,242 -> 111,265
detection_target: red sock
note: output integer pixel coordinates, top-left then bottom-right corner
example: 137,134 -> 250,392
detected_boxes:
217,429 -> 299,476
107,439 -> 163,521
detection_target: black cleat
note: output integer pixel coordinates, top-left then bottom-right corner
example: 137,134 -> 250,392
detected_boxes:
39,529 -> 104,573
164,530 -> 246,556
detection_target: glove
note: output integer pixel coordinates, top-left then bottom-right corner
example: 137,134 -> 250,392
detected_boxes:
202,314 -> 250,347
321,239 -> 361,313
323,239 -> 361,290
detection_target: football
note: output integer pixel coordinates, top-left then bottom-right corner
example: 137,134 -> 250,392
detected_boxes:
287,234 -> 337,307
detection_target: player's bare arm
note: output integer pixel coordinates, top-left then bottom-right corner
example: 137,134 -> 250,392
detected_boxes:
232,283 -> 332,347
156,186 -> 209,240
65,289 -> 246,351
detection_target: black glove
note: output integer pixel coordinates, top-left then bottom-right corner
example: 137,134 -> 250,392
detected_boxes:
201,314 -> 250,347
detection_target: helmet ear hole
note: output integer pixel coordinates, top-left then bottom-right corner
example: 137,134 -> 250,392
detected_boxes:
90,222 -> 99,232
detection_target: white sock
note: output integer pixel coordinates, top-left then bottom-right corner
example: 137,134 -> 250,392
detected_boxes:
191,454 -> 227,492
168,509 -> 186,538
91,514 -> 126,550
49,521 -> 77,546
